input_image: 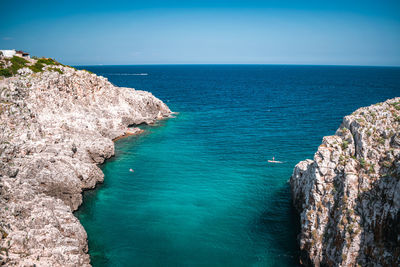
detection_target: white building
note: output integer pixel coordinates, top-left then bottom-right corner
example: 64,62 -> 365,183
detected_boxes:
0,49 -> 17,58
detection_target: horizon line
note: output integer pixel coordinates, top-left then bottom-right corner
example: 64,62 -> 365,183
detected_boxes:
72,63 -> 400,68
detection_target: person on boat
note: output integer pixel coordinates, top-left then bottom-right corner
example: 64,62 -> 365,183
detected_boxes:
268,156 -> 282,163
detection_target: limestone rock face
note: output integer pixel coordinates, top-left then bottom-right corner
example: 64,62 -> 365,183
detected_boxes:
291,98 -> 400,266
0,66 -> 171,266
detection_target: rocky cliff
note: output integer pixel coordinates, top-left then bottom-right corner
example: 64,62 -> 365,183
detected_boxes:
291,98 -> 400,266
0,60 -> 171,266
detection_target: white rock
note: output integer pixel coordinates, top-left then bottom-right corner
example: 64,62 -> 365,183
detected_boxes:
0,64 -> 171,266
290,98 -> 400,266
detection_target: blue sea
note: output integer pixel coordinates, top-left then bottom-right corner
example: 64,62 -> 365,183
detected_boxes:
75,65 -> 400,266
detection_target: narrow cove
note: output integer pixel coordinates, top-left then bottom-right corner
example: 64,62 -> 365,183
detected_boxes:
75,65 -> 400,266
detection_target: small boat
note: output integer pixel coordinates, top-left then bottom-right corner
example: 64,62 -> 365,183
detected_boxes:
268,157 -> 283,164
129,168 -> 134,173
268,160 -> 283,163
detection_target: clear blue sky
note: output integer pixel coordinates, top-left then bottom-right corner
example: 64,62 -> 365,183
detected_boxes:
1,0 -> 400,66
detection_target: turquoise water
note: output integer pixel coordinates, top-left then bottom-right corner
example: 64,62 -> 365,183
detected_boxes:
75,65 -> 400,266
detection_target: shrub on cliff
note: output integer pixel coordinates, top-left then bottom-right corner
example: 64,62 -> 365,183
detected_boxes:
47,67 -> 63,74
10,56 -> 29,70
36,58 -> 59,65
10,56 -> 29,74
0,56 -> 29,77
0,68 -> 12,77
29,58 -> 62,73
0,56 -> 64,77
29,61 -> 45,72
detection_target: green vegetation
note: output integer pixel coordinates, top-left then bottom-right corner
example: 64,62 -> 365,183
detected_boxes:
382,161 -> 392,168
47,67 -> 63,74
29,61 -> 45,72
83,69 -> 93,74
0,56 -> 29,77
0,68 -> 12,77
36,58 -> 59,66
368,164 -> 375,174
29,58 -> 61,72
10,56 -> 29,70
0,56 -> 63,77
341,140 -> 349,150
378,137 -> 385,145
0,247 -> 8,257
390,101 -> 400,111
359,158 -> 366,169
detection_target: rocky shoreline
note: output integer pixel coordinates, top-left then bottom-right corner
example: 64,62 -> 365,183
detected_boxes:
290,98 -> 400,266
0,61 -> 171,266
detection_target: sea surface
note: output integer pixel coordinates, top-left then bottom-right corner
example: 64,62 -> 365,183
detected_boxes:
75,65 -> 400,266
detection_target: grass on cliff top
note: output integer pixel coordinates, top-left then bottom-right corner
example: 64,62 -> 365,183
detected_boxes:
0,68 -> 12,77
0,56 -> 64,77
0,56 -> 29,77
29,58 -> 61,73
47,67 -> 63,74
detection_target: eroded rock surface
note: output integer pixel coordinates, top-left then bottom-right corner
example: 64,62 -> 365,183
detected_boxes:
291,98 -> 400,266
0,65 -> 171,266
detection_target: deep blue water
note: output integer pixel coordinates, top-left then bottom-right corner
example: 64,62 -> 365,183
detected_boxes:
75,65 -> 400,266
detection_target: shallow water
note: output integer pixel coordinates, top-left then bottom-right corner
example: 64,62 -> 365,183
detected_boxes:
75,65 -> 400,266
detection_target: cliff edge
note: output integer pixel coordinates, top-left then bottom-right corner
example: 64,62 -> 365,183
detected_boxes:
0,57 -> 171,266
291,98 -> 400,266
